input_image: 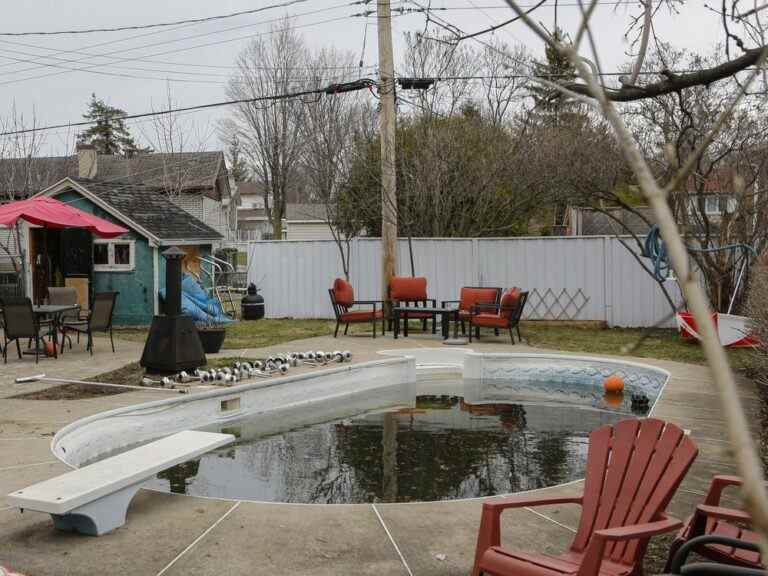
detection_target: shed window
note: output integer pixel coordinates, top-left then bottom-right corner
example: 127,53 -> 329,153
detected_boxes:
93,244 -> 109,266
93,240 -> 135,272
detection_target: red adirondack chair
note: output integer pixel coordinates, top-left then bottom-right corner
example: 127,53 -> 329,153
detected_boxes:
472,418 -> 698,576
664,475 -> 762,572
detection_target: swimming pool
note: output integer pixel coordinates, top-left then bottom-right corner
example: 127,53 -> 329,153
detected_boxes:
52,350 -> 669,504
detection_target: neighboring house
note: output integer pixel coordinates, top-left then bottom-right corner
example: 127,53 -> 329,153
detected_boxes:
284,203 -> 332,241
236,181 -> 332,241
0,145 -> 239,242
568,169 -> 744,237
567,206 -> 656,236
25,175 -> 223,326
236,182 -> 273,241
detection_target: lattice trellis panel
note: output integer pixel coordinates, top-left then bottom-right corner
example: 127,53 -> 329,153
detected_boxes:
525,288 -> 590,320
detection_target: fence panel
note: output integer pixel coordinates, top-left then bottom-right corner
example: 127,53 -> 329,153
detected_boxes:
242,237 -> 680,326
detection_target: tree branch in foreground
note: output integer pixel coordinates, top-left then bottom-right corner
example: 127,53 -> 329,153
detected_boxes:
564,46 -> 765,101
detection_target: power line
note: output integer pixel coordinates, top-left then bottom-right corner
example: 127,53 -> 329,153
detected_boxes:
0,1 -> 403,79
0,0 -> 319,36
0,78 -> 377,137
0,12 -> 373,88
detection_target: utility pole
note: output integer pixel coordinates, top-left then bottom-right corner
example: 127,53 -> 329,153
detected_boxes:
378,0 -> 398,310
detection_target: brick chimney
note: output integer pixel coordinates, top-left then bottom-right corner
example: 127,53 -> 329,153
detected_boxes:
76,144 -> 98,178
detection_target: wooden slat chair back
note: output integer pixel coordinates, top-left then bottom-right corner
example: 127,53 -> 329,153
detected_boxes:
473,418 -> 698,576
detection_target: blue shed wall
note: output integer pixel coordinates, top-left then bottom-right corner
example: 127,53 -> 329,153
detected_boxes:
55,190 -> 155,326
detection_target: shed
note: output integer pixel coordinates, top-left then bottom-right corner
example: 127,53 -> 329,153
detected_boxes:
28,177 -> 222,325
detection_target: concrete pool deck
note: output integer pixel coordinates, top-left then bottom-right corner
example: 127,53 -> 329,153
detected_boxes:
0,332 -> 755,576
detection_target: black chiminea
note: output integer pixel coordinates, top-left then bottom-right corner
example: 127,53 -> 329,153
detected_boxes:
140,246 -> 206,373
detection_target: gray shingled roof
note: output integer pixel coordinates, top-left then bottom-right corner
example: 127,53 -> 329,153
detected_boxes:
70,178 -> 222,242
96,152 -> 224,191
0,152 -> 225,197
285,203 -> 326,221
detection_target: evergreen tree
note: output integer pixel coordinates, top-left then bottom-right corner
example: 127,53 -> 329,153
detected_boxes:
529,29 -> 579,126
226,134 -> 250,181
76,94 -> 149,156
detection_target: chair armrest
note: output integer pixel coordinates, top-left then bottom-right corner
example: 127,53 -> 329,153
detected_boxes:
441,299 -> 460,307
470,303 -> 501,314
704,475 -> 743,506
578,516 -> 682,576
352,300 -> 385,305
483,494 -> 582,514
593,516 -> 683,542
694,504 -> 751,524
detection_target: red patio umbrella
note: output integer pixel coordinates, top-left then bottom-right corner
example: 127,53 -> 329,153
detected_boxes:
0,196 -> 128,238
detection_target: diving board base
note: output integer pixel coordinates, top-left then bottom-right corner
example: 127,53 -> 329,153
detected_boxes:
50,481 -> 144,536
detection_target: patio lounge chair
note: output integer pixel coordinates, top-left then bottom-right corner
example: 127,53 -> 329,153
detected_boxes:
669,535 -> 763,576
468,288 -> 528,343
472,418 -> 698,576
329,278 -> 384,338
389,276 -> 437,334
60,291 -> 118,355
441,286 -> 501,335
1,297 -> 53,364
664,475 -> 762,573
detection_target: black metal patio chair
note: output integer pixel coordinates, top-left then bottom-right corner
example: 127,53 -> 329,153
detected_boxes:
0,297 -> 53,364
669,534 -> 765,576
61,291 -> 118,355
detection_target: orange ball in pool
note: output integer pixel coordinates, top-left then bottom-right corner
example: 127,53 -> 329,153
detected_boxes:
603,373 -> 625,394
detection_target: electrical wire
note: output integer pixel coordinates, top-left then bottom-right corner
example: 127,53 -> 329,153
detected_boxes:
0,0 -> 315,36
0,1 -> 378,86
0,78 -> 378,137
0,14 -> 369,88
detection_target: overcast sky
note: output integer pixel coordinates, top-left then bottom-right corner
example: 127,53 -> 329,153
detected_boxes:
0,1 -> 723,156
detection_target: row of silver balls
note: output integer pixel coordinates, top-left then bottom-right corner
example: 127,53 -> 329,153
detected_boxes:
142,350 -> 353,387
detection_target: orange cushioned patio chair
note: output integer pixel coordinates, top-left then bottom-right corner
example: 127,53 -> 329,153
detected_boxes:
472,418 -> 699,576
664,475 -> 763,573
389,276 -> 437,334
442,286 -> 501,336
329,278 -> 384,338
468,288 -> 528,343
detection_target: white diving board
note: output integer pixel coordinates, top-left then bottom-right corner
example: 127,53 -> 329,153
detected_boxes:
7,430 -> 234,536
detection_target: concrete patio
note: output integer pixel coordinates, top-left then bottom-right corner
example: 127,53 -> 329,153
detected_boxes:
0,331 -> 752,576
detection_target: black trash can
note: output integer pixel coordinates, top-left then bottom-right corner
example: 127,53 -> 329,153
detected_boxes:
241,283 -> 265,320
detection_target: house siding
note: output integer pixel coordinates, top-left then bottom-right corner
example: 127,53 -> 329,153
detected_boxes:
286,222 -> 333,241
55,190 -> 156,326
171,194 -> 203,220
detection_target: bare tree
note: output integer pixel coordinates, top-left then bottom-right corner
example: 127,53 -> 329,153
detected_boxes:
226,18 -> 309,239
617,47 -> 768,313
299,47 -> 370,279
0,104 -> 49,293
478,38 -> 529,126
140,85 -> 213,197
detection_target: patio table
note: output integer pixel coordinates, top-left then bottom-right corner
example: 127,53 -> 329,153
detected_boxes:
393,305 -> 460,340
27,304 -> 80,359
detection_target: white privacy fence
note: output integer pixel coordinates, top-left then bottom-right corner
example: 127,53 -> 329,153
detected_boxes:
240,237 -> 683,327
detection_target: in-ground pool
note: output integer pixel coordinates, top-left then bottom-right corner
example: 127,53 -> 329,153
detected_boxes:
56,352 -> 668,505
146,372 -> 656,504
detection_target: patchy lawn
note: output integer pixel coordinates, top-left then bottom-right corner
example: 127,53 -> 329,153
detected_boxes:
115,318 -> 349,350
521,322 -> 752,369
115,318 -> 753,368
